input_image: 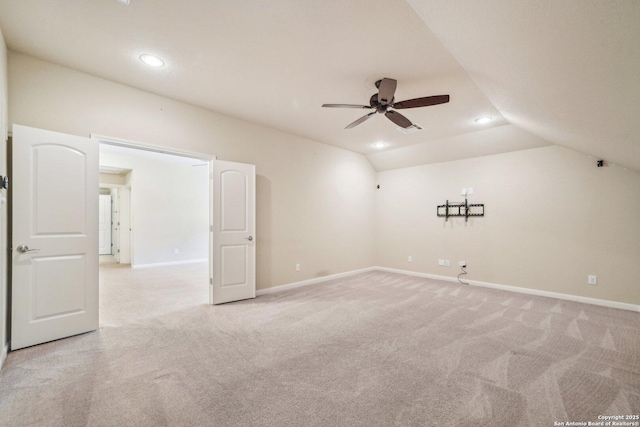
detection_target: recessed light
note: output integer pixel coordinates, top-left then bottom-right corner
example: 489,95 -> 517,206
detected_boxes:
372,142 -> 387,149
139,54 -> 165,67
475,116 -> 493,124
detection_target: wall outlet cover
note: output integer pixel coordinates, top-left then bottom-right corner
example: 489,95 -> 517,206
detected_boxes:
458,260 -> 466,267
296,263 -> 301,272
438,259 -> 445,266
408,256 -> 413,263
588,275 -> 597,285
445,260 -> 450,267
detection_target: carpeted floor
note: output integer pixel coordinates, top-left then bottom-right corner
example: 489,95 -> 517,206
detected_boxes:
0,264 -> 638,426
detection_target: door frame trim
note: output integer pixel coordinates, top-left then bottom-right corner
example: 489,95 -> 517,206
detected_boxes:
91,134 -> 216,161
91,134 -> 217,304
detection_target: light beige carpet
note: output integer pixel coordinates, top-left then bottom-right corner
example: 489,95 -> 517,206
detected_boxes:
0,264 -> 638,426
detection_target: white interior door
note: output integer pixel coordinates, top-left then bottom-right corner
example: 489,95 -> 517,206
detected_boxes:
11,125 -> 99,350
98,194 -> 112,255
211,160 -> 256,304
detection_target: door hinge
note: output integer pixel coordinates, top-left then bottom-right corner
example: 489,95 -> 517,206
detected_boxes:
209,278 -> 213,285
210,225 -> 213,232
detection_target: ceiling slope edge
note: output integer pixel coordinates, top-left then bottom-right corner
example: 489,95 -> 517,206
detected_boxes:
405,0 -> 640,174
366,124 -> 551,172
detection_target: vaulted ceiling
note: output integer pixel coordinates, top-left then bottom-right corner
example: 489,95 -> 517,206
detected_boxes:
0,0 -> 637,172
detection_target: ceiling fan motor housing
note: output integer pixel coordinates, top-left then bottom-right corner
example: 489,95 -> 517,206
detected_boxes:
370,94 -> 392,113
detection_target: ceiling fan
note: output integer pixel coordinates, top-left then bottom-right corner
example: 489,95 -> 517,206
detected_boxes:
322,78 -> 449,129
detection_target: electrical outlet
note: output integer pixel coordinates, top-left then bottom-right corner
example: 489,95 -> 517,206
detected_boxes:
588,275 -> 597,285
174,248 -> 179,255
296,264 -> 301,272
438,259 -> 445,266
458,260 -> 466,267
408,256 -> 413,263
445,260 -> 450,267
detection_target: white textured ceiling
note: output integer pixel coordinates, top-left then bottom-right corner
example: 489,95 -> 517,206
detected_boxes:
406,0 -> 640,172
0,0 -> 637,172
367,124 -> 549,171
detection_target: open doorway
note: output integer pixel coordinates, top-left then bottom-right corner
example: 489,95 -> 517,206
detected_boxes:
99,166 -> 132,265
99,143 -> 210,268
97,139 -> 212,324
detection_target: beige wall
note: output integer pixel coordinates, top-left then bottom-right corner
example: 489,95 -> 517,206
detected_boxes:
99,172 -> 127,186
8,51 -> 377,289
376,145 -> 640,305
6,50 -> 640,315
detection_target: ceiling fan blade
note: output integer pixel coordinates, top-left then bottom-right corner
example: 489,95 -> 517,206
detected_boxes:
345,111 -> 376,129
322,104 -> 373,109
393,95 -> 450,109
385,110 -> 412,128
377,78 -> 397,105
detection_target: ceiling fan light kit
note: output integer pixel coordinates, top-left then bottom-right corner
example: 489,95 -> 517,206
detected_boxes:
322,78 -> 450,130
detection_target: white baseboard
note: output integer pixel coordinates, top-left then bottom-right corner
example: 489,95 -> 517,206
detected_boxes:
133,259 -> 208,269
252,265 -> 639,312
375,267 -> 453,282
0,343 -> 8,373
256,267 -> 377,296
374,266 -> 640,312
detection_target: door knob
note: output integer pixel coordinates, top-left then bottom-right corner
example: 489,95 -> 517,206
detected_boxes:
17,245 -> 40,253
245,236 -> 253,241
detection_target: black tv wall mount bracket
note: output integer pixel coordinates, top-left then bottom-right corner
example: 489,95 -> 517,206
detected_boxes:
437,198 -> 484,222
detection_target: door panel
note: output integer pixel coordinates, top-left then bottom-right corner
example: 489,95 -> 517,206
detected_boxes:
32,255 -> 86,320
12,125 -> 98,350
33,145 -> 87,235
221,171 -> 247,231
212,160 -> 255,304
221,245 -> 247,287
